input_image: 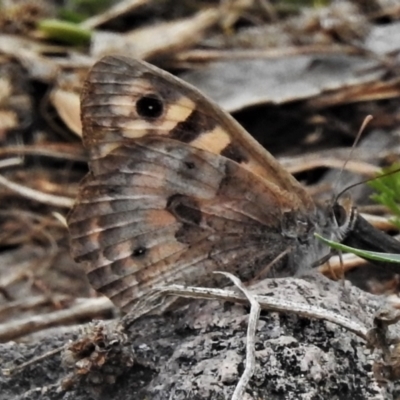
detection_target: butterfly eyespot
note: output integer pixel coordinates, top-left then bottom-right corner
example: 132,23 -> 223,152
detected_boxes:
131,246 -> 147,258
136,95 -> 163,119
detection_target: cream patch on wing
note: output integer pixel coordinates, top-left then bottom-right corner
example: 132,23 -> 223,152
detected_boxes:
165,96 -> 196,126
110,95 -> 136,117
94,142 -> 122,159
190,126 -> 231,153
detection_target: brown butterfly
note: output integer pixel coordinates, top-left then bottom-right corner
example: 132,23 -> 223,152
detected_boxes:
67,55 -> 400,315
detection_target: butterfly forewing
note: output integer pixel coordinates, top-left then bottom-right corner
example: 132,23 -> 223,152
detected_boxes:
80,55 -> 314,213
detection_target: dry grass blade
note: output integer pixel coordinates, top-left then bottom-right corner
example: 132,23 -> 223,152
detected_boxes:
0,173 -> 74,208
159,284 -> 370,341
175,44 -> 362,63
92,8 -> 220,60
81,0 -> 151,29
284,158 -> 380,176
216,272 -> 261,400
2,347 -> 64,376
0,297 -> 113,342
0,144 -> 86,162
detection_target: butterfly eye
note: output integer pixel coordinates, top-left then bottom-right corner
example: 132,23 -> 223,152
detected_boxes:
332,203 -> 347,227
136,94 -> 164,119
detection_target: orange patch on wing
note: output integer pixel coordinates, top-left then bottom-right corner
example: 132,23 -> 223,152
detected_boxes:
148,242 -> 187,267
145,209 -> 178,227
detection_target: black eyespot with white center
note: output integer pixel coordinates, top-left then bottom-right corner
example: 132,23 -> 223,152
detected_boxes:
136,94 -> 163,119
131,246 -> 147,258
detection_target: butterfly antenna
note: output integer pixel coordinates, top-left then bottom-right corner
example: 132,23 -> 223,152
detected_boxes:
333,115 -> 373,201
335,165 -> 400,201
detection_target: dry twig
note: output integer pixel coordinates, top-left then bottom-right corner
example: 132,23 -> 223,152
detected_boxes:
216,272 -> 261,400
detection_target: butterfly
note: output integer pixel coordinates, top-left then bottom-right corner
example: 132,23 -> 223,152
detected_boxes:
67,55 -> 369,315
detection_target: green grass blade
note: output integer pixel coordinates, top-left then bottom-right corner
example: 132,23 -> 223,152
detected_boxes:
315,233 -> 400,263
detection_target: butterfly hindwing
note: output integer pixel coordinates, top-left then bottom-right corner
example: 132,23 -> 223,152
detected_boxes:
68,136 -> 300,312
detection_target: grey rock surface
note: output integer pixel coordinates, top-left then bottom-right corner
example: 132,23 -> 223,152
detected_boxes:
1,275 -> 398,400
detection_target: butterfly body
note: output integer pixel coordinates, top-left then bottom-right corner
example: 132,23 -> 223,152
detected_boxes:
68,56 -> 350,313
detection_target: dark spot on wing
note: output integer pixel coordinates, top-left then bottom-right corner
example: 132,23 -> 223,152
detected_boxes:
220,142 -> 248,164
184,161 -> 196,170
175,224 -> 208,244
74,249 -> 96,264
217,162 -> 239,196
166,194 -> 202,225
169,109 -> 216,142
